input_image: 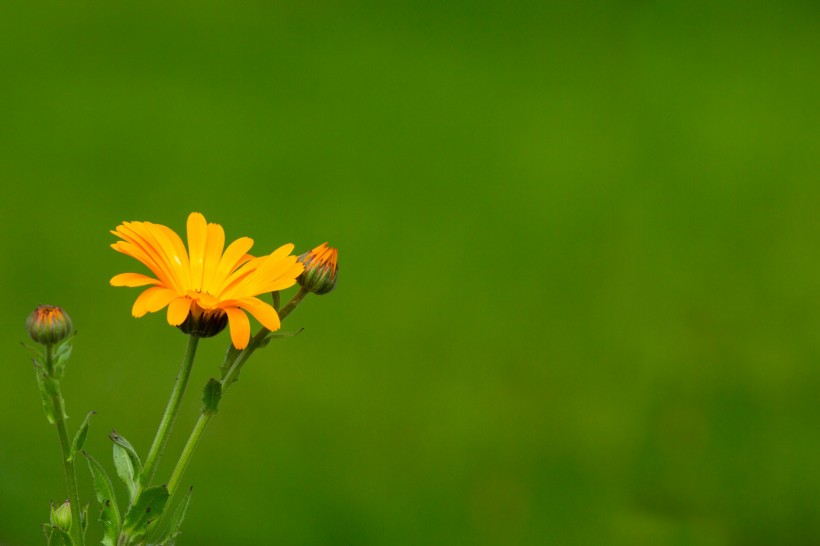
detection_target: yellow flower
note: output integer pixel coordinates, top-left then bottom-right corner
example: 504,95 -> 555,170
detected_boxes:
110,212 -> 304,349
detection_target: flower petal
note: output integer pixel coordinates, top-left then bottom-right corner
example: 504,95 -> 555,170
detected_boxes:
167,297 -> 192,326
260,260 -> 305,292
234,252 -> 303,297
151,223 -> 192,290
215,255 -> 265,298
268,243 -> 295,262
201,222 -> 226,294
116,222 -> 186,293
111,235 -> 177,291
187,213 -> 208,290
213,237 -> 254,287
131,287 -> 179,317
234,297 -> 281,332
110,272 -> 161,287
224,307 -> 251,349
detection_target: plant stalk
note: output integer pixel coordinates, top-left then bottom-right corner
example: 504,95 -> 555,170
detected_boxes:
140,334 -> 201,492
46,345 -> 85,546
166,288 -> 309,496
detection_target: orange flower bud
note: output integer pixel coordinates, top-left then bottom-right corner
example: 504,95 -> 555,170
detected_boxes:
26,305 -> 73,346
297,243 -> 338,295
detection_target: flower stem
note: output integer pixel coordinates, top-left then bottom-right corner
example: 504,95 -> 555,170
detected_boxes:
167,413 -> 209,496
46,345 -> 85,546
278,287 -> 309,322
165,288 -> 309,496
140,335 -> 201,490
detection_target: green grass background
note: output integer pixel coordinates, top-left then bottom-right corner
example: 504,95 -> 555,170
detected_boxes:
1,1 -> 818,545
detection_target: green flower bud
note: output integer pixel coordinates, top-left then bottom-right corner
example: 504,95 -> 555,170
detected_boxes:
297,243 -> 338,295
26,306 -> 73,346
50,500 -> 72,532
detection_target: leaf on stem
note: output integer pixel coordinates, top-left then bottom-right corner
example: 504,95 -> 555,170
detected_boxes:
34,363 -> 57,424
81,503 -> 90,538
153,487 -> 193,546
257,328 -> 304,349
52,336 -> 75,380
122,485 -> 170,541
110,431 -> 143,500
84,451 -> 121,546
46,526 -> 72,546
69,411 -> 95,461
202,379 -> 221,415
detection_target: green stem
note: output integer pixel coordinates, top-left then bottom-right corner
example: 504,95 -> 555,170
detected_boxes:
167,413 -> 209,495
47,345 -> 85,546
165,288 -> 309,497
140,335 -> 201,490
278,287 -> 309,322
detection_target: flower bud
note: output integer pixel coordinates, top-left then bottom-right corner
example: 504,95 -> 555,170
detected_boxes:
50,500 -> 72,532
297,243 -> 338,295
26,306 -> 73,346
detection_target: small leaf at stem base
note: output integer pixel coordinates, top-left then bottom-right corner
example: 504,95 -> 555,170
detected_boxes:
110,431 -> 143,501
202,379 -> 221,415
152,487 -> 193,546
84,451 -> 121,546
69,411 -> 95,461
122,485 -> 170,541
46,526 -> 72,546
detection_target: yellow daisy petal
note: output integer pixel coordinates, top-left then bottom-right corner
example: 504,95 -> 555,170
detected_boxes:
236,254 -> 302,297
213,237 -> 254,287
119,223 -> 185,293
224,307 -> 251,349
131,287 -> 178,317
201,222 -> 226,295
233,297 -> 281,332
167,297 -> 192,326
110,272 -> 160,287
111,237 -> 176,290
187,212 -> 208,290
151,223 -> 192,290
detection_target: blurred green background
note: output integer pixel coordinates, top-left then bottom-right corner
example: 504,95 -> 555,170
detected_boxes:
1,1 -> 818,545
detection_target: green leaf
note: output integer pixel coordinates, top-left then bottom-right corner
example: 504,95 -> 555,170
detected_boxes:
112,446 -> 137,501
46,526 -> 72,546
22,340 -> 41,353
153,487 -> 193,546
42,522 -> 53,542
81,503 -> 89,538
257,328 -> 304,349
54,335 -> 74,358
52,337 -> 74,380
42,374 -> 60,397
110,431 -> 142,469
122,485 -> 170,540
110,431 -> 142,500
202,379 -> 222,415
84,451 -> 121,546
34,364 -> 57,424
69,411 -> 95,461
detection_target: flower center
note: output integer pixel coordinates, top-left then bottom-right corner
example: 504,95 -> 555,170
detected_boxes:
186,290 -> 219,309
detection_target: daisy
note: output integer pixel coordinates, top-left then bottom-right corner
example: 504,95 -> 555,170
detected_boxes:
110,212 -> 304,349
